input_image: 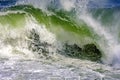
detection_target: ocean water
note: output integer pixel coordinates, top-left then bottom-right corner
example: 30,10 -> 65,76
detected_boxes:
0,0 -> 120,80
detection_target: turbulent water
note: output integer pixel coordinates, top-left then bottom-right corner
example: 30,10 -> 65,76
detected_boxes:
0,0 -> 120,80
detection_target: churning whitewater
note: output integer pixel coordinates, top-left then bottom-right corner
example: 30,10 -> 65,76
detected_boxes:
0,0 -> 120,80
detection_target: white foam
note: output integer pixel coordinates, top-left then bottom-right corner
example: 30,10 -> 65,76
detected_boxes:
60,0 -> 75,11
25,16 -> 56,44
0,11 -> 26,16
25,16 -> 57,55
0,14 -> 57,59
80,14 -> 120,66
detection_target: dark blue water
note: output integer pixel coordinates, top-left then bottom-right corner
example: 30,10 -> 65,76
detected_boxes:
88,0 -> 120,8
0,0 -> 17,9
0,0 -> 120,9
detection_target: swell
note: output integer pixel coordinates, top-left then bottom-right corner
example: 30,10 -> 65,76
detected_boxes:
0,5 -> 102,61
1,4 -> 120,66
6,5 -> 97,45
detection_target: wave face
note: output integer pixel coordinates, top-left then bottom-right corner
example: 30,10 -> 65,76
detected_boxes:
0,0 -> 120,68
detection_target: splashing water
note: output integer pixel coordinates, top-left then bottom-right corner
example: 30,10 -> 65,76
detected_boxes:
80,14 -> 120,67
0,0 -> 120,67
0,0 -> 120,80
0,11 -> 57,59
65,0 -> 120,67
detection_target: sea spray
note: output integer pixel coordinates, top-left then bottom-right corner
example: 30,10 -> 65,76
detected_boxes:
79,11 -> 120,67
0,12 -> 58,59
25,16 -> 58,58
60,0 -> 120,67
0,1 -> 120,80
0,0 -> 120,67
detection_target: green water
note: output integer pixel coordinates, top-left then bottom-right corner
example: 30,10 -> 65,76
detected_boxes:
0,4 -> 120,80
0,13 -> 26,28
3,5 -> 98,46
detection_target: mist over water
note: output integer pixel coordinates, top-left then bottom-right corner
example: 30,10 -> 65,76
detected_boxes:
80,13 -> 120,67
0,0 -> 120,67
0,0 -> 120,80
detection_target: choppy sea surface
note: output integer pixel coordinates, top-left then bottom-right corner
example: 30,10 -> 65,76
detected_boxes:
0,57 -> 120,80
0,0 -> 120,80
